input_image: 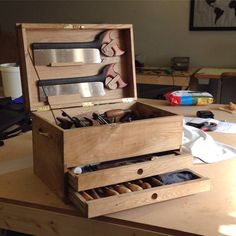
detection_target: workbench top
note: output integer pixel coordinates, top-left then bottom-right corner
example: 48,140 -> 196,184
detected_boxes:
1,99 -> 236,236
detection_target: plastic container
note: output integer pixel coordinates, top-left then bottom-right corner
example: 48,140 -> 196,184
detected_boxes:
165,90 -> 214,106
0,63 -> 22,99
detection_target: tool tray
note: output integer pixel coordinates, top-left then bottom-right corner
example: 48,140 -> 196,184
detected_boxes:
17,23 -> 210,217
69,168 -> 210,218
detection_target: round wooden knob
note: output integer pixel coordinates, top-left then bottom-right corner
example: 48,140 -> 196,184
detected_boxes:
137,168 -> 143,175
151,193 -> 158,200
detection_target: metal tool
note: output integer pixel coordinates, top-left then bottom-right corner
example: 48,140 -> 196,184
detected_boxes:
38,64 -> 127,101
32,30 -> 125,61
61,110 -> 87,128
92,112 -> 110,125
38,82 -> 105,102
33,48 -> 102,66
56,117 -> 73,129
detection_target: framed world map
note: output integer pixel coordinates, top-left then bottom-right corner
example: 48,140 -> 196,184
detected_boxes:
190,0 -> 236,30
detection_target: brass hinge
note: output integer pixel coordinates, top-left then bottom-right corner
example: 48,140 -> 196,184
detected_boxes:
122,98 -> 134,103
82,102 -> 94,107
63,24 -> 74,29
64,24 -> 85,30
37,106 -> 50,112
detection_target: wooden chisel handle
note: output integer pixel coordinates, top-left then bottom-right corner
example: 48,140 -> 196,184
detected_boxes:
104,187 -> 119,196
147,177 -> 164,187
136,180 -> 152,189
89,189 -> 101,199
124,182 -> 143,192
81,191 -> 94,201
113,184 -> 132,194
105,109 -> 132,118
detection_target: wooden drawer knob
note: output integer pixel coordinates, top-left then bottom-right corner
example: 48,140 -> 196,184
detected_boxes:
151,193 -> 158,200
137,168 -> 143,175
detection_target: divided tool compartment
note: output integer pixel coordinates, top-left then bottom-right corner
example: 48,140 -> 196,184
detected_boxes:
69,167 -> 210,218
17,23 -> 210,217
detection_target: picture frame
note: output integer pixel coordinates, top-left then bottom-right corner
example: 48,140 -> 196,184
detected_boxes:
190,0 -> 236,31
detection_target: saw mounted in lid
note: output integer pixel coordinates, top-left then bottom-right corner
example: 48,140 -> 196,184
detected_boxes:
37,63 -> 127,102
32,30 -> 125,66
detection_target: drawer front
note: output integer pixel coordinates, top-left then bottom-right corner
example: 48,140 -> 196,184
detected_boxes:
68,153 -> 192,191
69,169 -> 210,218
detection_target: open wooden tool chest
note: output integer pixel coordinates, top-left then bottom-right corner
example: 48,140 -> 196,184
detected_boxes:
17,23 -> 210,218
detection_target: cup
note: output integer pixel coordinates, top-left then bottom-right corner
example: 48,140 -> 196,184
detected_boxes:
0,63 -> 22,99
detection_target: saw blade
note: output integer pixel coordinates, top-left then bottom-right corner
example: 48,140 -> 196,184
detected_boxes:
33,48 -> 102,66
39,82 -> 105,101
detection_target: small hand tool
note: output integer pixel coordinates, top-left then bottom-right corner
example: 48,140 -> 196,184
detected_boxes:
56,117 -> 73,129
73,164 -> 98,174
104,108 -> 133,123
88,189 -> 100,199
61,110 -> 85,128
81,191 -> 94,201
147,177 -> 164,187
136,180 -> 152,189
113,184 -> 132,194
124,182 -> 143,192
92,112 -> 111,125
104,109 -> 132,119
83,117 -> 94,127
104,187 -> 119,196
95,188 -> 106,197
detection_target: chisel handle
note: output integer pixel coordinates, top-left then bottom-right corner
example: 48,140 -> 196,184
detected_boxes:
81,191 -> 94,201
105,109 -> 132,118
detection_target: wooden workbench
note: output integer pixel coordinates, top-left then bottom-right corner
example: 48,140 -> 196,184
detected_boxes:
193,68 -> 236,103
136,68 -> 197,89
1,99 -> 236,236
194,68 -> 236,79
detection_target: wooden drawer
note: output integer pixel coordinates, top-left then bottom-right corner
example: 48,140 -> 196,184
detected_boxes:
68,152 -> 192,191
69,169 -> 210,218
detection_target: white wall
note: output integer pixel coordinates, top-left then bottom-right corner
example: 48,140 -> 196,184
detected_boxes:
0,0 -> 235,68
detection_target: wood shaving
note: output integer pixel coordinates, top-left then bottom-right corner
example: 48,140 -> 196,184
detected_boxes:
229,102 -> 236,111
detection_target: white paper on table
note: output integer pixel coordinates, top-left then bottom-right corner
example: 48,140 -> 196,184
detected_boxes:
182,125 -> 236,163
184,117 -> 236,134
213,121 -> 236,134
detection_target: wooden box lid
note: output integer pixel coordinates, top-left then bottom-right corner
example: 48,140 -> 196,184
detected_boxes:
17,23 -> 137,112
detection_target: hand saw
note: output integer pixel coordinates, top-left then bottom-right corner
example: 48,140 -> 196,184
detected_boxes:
38,64 -> 127,102
32,30 -> 125,66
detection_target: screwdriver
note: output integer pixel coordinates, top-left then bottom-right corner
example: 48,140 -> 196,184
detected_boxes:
92,112 -> 111,125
